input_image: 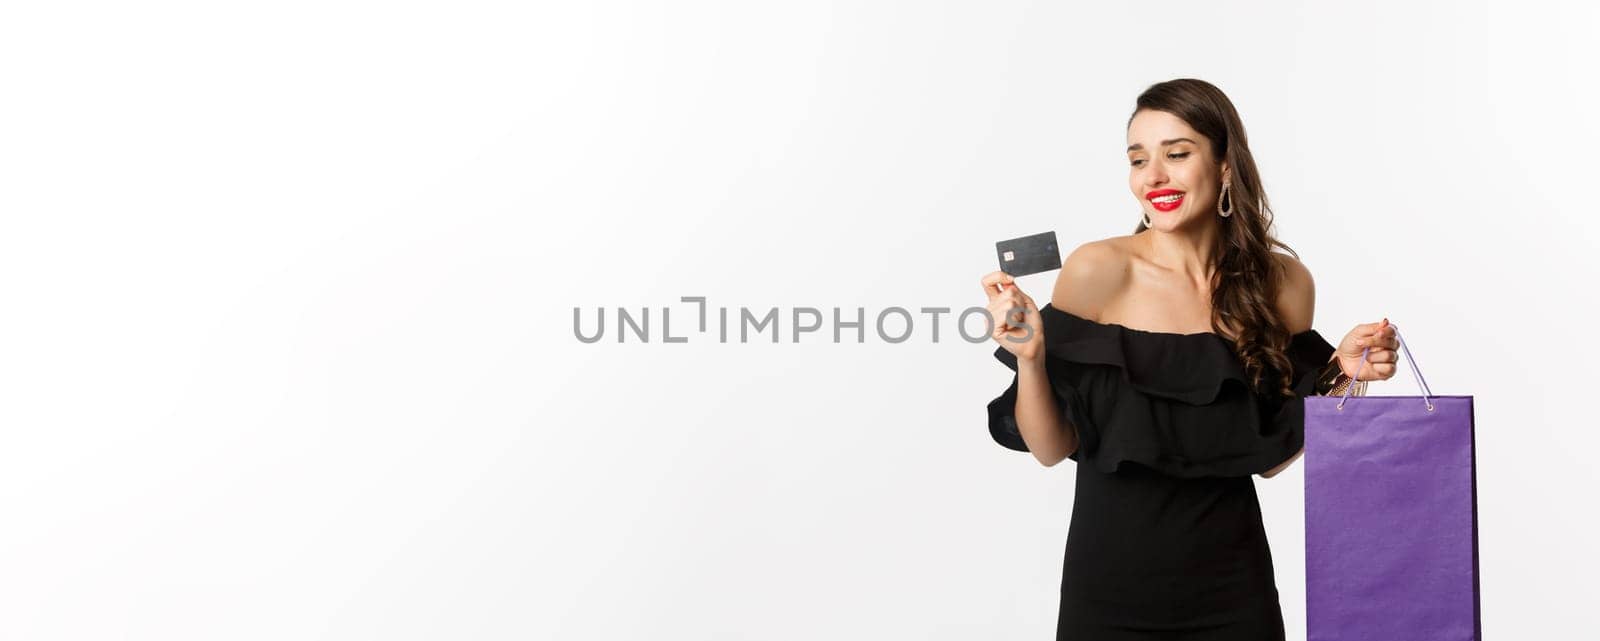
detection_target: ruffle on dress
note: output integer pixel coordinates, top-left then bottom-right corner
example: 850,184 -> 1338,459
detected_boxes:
987,303 -> 1336,478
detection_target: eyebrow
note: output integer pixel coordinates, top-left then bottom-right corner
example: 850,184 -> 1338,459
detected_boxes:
1127,137 -> 1198,152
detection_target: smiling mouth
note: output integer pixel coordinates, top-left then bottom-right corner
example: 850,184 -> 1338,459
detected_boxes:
1150,192 -> 1185,211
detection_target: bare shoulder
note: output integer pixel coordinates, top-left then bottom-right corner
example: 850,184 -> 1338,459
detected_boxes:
1050,237 -> 1132,320
1272,252 -> 1316,334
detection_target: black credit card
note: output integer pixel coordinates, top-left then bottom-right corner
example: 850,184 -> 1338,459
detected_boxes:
995,231 -> 1061,276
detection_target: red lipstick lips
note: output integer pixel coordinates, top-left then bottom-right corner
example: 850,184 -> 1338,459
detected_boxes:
1146,189 -> 1185,213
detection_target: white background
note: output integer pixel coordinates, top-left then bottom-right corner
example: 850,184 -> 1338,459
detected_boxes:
3,1 -> 1596,639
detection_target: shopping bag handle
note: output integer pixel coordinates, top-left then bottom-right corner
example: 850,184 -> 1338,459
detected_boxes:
1337,323 -> 1435,412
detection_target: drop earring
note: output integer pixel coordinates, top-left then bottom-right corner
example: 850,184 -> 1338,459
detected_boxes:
1142,210 -> 1152,227
1217,181 -> 1234,218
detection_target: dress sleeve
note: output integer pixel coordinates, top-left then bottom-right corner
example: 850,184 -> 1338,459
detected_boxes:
982,304 -> 1338,477
1256,329 -> 1340,469
1286,330 -> 1339,399
985,345 -> 1098,455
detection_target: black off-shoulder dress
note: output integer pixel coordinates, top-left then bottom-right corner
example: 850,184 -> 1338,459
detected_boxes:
986,303 -> 1337,641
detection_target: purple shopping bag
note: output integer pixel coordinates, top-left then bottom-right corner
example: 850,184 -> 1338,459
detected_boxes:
1304,324 -> 1480,641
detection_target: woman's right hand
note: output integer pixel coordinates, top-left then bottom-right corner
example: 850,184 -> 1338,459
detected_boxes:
981,270 -> 1045,364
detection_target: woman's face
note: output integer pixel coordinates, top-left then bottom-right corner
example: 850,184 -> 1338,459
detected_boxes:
1127,109 -> 1228,230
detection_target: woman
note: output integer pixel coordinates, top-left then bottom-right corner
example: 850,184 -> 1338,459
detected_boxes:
980,78 -> 1401,640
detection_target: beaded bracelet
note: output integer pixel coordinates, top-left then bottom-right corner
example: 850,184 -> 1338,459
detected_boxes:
1314,356 -> 1368,397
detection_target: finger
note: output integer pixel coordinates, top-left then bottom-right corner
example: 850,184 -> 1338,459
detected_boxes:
981,271 -> 1016,299
1011,300 -> 1032,324
992,300 -> 1026,328
1359,335 -> 1399,351
1371,321 -> 1396,342
995,309 -> 1030,339
1356,329 -> 1397,347
1355,319 -> 1396,339
1016,290 -> 1038,311
988,302 -> 1013,332
1002,288 -> 1024,311
1354,362 -> 1395,381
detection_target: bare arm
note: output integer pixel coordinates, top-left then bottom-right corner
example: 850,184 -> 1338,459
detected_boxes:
1261,448 -> 1304,479
1006,242 -> 1125,467
1012,356 -> 1078,467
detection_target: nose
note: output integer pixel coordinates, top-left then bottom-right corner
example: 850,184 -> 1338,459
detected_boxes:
1141,160 -> 1168,187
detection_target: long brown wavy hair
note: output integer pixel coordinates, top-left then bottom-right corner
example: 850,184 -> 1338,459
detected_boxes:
1128,78 -> 1301,399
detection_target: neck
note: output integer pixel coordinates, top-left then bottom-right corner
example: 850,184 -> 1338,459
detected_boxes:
1140,217 -> 1222,289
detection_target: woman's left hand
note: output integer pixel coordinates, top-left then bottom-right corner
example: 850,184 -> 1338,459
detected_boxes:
1335,318 -> 1399,381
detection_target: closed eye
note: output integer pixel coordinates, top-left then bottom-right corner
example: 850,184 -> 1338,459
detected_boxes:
1130,152 -> 1191,167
